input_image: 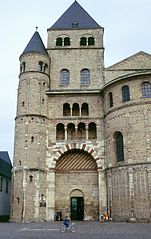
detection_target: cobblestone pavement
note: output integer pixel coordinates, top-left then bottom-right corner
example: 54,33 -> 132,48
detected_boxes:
0,221 -> 151,239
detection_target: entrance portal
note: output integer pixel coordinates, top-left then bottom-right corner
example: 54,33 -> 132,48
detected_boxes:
71,197 -> 84,220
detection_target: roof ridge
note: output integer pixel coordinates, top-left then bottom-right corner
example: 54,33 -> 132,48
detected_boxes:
48,1 -> 103,30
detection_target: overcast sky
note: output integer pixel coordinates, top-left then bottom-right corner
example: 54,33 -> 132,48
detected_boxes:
0,0 -> 151,162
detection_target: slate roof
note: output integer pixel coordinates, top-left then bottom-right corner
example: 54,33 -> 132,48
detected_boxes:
0,151 -> 12,179
22,31 -> 48,56
49,1 -> 102,30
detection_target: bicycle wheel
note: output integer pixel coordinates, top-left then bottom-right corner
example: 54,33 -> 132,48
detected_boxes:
71,225 -> 77,232
60,226 -> 66,232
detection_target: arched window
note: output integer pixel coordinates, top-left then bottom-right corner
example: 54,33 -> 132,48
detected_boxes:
122,85 -> 130,102
31,136 -> 34,142
20,62 -> 26,73
60,69 -> 70,85
67,123 -> 76,140
64,37 -> 70,46
88,122 -> 97,139
39,61 -> 43,71
108,92 -> 113,108
80,68 -> 90,85
80,37 -> 87,46
115,132 -> 124,162
56,37 -> 63,46
72,103 -> 79,116
81,103 -> 89,116
63,103 -> 71,116
88,37 -> 95,46
142,82 -> 151,98
77,123 -> 86,140
44,63 -> 48,73
29,176 -> 33,183
56,123 -> 65,140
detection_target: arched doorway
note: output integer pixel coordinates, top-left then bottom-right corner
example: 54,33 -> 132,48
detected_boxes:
71,189 -> 84,220
55,149 -> 99,220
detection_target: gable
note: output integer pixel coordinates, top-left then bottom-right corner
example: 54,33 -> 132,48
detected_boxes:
106,51 -> 151,70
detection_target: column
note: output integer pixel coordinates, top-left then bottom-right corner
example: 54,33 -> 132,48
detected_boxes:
65,125 -> 67,140
86,124 -> 89,140
128,169 -> 136,222
46,170 -> 55,221
98,169 -> 107,221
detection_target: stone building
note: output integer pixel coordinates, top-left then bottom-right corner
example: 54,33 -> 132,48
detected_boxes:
11,1 -> 151,222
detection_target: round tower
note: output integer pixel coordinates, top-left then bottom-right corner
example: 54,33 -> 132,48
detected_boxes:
11,30 -> 51,222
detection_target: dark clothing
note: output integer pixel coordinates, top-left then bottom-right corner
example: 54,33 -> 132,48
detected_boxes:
63,218 -> 69,227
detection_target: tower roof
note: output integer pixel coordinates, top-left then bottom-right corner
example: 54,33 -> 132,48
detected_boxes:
22,31 -> 48,56
48,1 -> 102,30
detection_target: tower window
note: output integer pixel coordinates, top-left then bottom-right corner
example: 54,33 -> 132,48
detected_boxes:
31,136 -> 34,142
122,85 -> 130,102
56,123 -> 65,140
64,37 -> 70,46
72,21 -> 79,28
80,68 -> 90,85
88,122 -> 97,139
142,82 -> 151,98
56,37 -> 63,46
81,103 -> 89,116
60,69 -> 70,85
20,62 -> 26,73
72,103 -> 79,116
39,61 -> 43,71
29,175 -> 33,183
0,176 -> 3,191
114,132 -> 124,162
80,37 -> 87,46
88,37 -> 95,46
67,123 -> 76,140
77,122 -> 86,140
108,92 -> 113,108
63,103 -> 71,116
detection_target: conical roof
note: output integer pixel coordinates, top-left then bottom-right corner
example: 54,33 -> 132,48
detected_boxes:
21,31 -> 48,56
48,1 -> 102,30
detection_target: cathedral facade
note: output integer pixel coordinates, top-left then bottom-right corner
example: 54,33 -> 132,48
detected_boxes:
11,1 -> 151,222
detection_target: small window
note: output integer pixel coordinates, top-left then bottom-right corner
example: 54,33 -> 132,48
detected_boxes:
108,92 -> 113,108
72,103 -> 79,116
31,136 -> 34,142
88,122 -> 97,139
64,37 -> 70,46
122,85 -> 130,102
115,132 -> 124,162
29,175 -> 33,183
6,180 -> 9,193
67,123 -> 76,140
56,123 -> 65,140
88,37 -> 95,46
22,101 -> 25,107
72,21 -> 79,28
81,103 -> 89,116
20,62 -> 26,73
80,69 -> 90,85
56,37 -> 63,46
44,64 -> 48,73
0,176 -> 3,191
63,103 -> 71,116
80,37 -> 87,46
142,82 -> 151,98
60,69 -> 70,85
39,61 -> 43,71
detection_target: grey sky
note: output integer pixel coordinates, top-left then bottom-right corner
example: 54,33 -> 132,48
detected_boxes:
0,0 -> 151,161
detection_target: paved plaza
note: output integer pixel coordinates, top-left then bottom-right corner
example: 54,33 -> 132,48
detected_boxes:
0,221 -> 151,239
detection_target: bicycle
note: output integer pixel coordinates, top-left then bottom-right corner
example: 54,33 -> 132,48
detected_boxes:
60,222 -> 77,232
